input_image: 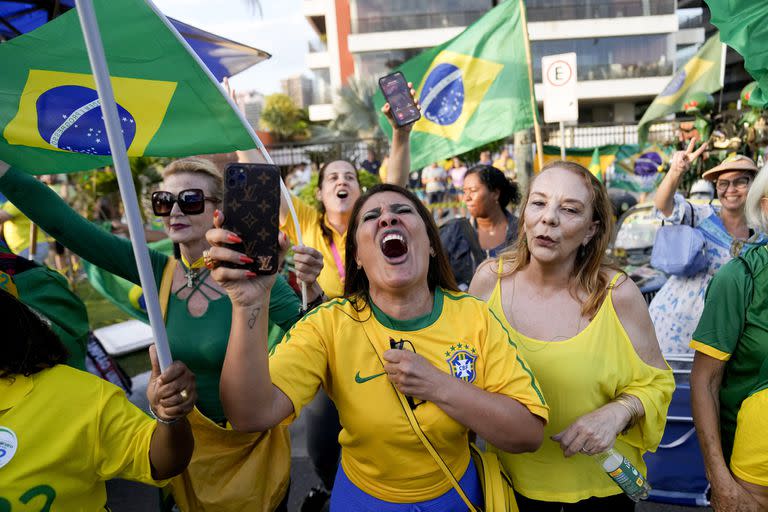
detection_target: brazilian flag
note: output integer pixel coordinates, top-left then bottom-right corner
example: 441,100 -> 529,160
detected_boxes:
706,0 -> 768,108
373,0 -> 535,171
638,34 -> 725,143
0,0 -> 254,174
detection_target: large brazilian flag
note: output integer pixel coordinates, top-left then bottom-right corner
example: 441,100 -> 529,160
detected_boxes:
0,0 -> 255,174
706,0 -> 768,109
638,34 -> 725,144
373,0 -> 535,171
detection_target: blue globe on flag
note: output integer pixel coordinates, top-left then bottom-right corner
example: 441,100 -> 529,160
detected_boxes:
659,71 -> 686,98
36,85 -> 137,155
635,152 -> 664,177
419,63 -> 464,126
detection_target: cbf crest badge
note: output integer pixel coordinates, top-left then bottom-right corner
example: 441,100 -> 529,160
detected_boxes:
445,343 -> 478,383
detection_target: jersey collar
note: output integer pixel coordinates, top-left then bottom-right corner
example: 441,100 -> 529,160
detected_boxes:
0,373 -> 33,411
370,287 -> 444,331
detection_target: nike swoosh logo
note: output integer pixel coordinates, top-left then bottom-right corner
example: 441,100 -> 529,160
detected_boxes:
354,371 -> 386,384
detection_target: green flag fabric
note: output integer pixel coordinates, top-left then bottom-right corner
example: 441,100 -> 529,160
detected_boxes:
638,34 -> 724,143
611,145 -> 671,193
706,0 -> 768,108
0,0 -> 254,174
373,0 -> 535,171
588,147 -> 603,182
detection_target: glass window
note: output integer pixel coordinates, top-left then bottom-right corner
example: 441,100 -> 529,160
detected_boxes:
311,69 -> 332,104
350,0 -> 492,33
354,49 -> 429,79
532,34 -> 674,82
526,0 -> 675,22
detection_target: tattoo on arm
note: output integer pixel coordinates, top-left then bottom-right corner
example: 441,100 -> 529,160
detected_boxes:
247,307 -> 261,329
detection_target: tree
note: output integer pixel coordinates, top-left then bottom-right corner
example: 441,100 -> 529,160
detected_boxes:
260,93 -> 309,141
330,76 -> 383,140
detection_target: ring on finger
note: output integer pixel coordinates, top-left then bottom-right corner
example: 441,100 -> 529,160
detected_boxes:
179,389 -> 189,401
203,250 -> 219,270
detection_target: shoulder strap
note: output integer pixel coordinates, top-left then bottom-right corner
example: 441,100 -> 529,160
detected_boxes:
159,257 -> 176,322
356,312 -> 478,512
497,256 -> 504,278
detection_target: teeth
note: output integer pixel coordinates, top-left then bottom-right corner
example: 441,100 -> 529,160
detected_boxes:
383,233 -> 405,244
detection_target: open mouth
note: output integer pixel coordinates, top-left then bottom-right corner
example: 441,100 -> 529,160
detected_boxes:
337,189 -> 349,199
381,232 -> 408,259
535,235 -> 556,246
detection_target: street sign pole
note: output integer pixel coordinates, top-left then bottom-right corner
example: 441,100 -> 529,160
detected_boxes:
560,122 -> 566,159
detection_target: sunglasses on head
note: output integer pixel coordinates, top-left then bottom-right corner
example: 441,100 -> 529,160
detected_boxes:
151,189 -> 217,216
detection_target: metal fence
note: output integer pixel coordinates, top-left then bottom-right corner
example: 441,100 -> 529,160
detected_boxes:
264,121 -> 682,169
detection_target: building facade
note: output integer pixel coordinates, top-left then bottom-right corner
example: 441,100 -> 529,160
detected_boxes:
303,0 -> 708,123
281,74 -> 314,109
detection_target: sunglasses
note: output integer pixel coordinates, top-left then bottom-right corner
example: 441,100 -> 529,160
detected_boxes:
151,189 -> 218,216
715,176 -> 751,192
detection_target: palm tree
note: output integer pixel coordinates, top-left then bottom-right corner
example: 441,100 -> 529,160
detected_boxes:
329,76 -> 383,139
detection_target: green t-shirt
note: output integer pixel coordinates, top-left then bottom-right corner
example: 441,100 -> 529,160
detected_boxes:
691,245 -> 768,461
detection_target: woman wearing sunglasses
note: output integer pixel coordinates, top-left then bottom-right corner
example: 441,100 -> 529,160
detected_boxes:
0,157 -> 324,511
207,183 -> 547,511
649,144 -> 767,357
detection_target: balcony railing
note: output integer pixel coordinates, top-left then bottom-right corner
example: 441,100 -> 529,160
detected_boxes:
526,0 -> 675,21
533,61 -> 674,82
351,10 -> 486,34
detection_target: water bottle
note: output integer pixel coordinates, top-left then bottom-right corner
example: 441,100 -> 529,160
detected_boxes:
593,448 -> 651,502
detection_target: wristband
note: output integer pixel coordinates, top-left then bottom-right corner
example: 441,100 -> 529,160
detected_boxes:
149,405 -> 180,425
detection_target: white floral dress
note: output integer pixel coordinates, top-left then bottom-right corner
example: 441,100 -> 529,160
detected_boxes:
648,194 -> 767,355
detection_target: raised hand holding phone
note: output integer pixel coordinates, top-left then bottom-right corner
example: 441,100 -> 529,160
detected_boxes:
379,72 -> 421,127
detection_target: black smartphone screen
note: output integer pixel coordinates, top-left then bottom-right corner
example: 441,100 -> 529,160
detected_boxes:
379,71 -> 421,127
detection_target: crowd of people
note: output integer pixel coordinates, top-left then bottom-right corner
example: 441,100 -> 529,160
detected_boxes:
1,97 -> 768,512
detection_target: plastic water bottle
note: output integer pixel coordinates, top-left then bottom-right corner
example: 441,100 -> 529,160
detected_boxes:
593,448 -> 651,501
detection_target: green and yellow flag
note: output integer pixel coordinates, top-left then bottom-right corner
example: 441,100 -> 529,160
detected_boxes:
0,0 -> 255,174
588,147 -> 603,182
638,34 -> 725,143
373,0 -> 535,170
706,0 -> 768,108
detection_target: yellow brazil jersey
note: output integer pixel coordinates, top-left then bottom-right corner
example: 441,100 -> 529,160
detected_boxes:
1,201 -> 51,254
486,269 -> 674,502
270,287 -> 548,502
0,365 -> 166,510
281,195 -> 346,298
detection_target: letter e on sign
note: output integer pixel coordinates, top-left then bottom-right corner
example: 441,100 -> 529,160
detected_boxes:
542,52 -> 578,123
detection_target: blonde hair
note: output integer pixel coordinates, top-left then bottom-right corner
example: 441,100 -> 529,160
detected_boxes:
746,162 -> 768,232
162,157 -> 223,201
496,160 -> 621,319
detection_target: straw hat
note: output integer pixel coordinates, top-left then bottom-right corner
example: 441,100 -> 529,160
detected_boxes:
701,154 -> 758,181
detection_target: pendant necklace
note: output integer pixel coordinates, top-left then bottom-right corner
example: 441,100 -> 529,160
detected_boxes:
180,254 -> 206,288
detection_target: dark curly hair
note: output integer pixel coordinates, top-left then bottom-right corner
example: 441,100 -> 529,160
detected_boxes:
0,288 -> 69,379
465,164 -> 520,210
343,184 -> 458,303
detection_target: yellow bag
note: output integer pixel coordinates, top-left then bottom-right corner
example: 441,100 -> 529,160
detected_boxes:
168,407 -> 291,512
470,443 -> 518,512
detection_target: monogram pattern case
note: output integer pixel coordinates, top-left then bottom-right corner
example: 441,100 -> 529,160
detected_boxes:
223,163 -> 280,275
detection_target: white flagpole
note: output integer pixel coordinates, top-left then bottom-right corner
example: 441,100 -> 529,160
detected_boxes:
74,0 -> 173,370
144,0 -> 308,310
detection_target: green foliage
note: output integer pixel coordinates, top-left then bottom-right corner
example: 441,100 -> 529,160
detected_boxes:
260,93 -> 309,141
457,138 -> 507,166
297,169 -> 381,210
330,76 -> 382,139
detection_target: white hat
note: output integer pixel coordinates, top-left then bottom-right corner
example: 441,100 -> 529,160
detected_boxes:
690,179 -> 714,198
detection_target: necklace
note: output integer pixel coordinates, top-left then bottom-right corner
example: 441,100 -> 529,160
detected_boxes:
180,254 -> 206,288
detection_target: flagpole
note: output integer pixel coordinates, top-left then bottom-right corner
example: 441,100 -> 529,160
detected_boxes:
74,0 -> 173,370
144,0 -> 307,310
519,0 -> 544,170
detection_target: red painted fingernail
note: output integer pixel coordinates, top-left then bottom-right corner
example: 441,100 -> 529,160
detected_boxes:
213,209 -> 219,219
245,271 -> 257,278
240,255 -> 254,264
227,233 -> 242,243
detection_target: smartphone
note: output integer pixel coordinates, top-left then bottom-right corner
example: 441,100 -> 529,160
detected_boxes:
222,163 -> 280,275
379,71 -> 421,127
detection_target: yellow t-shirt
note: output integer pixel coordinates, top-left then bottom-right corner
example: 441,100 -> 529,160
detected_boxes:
486,269 -> 674,502
1,202 -> 51,254
281,195 -> 346,298
0,365 -> 166,510
270,288 -> 548,502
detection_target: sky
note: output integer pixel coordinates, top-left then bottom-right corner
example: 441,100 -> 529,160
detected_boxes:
153,0 -> 315,95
